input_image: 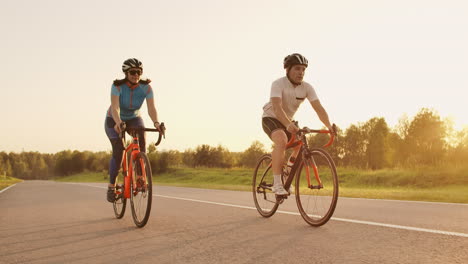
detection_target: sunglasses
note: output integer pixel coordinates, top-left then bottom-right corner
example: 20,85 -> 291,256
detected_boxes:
128,70 -> 142,76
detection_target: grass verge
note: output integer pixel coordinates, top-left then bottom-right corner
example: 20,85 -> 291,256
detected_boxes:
53,167 -> 468,204
339,186 -> 468,204
0,176 -> 23,191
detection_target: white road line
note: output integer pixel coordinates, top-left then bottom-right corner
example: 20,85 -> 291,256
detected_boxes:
0,183 -> 18,194
155,194 -> 468,238
342,196 -> 468,206
63,182 -> 468,238
156,194 -> 259,210
63,182 -> 107,189
329,217 -> 468,238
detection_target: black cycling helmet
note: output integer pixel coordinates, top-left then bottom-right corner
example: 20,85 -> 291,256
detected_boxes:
283,53 -> 308,69
122,58 -> 143,72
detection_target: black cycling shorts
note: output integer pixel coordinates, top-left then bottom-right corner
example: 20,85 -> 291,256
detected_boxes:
262,117 -> 292,141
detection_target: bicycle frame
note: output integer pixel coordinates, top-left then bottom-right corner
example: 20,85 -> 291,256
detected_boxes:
112,122 -> 165,227
281,128 -> 335,192
121,134 -> 146,199
117,124 -> 165,199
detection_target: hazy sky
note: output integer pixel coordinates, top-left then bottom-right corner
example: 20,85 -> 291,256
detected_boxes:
1,0 -> 467,153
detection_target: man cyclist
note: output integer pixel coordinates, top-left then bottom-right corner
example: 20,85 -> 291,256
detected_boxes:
262,53 -> 335,195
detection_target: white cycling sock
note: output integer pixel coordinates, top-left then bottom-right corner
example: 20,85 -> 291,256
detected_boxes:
273,174 -> 282,186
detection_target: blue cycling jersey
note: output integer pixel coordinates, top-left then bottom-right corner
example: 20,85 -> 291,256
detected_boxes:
106,81 -> 154,121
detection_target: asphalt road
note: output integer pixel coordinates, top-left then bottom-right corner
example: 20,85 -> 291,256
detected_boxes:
1,181 -> 467,264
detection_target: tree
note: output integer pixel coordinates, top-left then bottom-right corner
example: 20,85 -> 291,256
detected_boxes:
387,131 -> 403,167
30,153 -> 48,179
239,141 -> 267,167
192,144 -> 234,168
307,128 -> 345,166
405,108 -> 446,165
341,124 -> 367,168
147,144 -> 156,154
147,151 -> 170,173
165,150 -> 183,167
210,145 -> 234,168
395,114 -> 410,139
0,154 -> 4,177
55,150 -> 73,176
5,160 -> 13,177
9,154 -> 30,178
70,151 -> 87,174
182,149 -> 196,167
447,127 -> 468,166
87,151 -> 110,172
194,144 -> 212,167
391,115 -> 412,167
364,118 -> 390,169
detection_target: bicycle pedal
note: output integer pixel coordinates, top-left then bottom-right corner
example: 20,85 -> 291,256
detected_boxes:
275,194 -> 288,201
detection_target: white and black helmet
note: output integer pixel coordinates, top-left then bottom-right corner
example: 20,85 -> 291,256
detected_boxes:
122,58 -> 143,72
283,53 -> 308,69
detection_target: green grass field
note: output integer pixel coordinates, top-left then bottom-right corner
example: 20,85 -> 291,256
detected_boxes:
53,167 -> 468,204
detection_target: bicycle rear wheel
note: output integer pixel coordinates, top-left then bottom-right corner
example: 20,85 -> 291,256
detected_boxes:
113,175 -> 127,219
130,152 -> 153,228
295,148 -> 338,226
252,154 -> 279,217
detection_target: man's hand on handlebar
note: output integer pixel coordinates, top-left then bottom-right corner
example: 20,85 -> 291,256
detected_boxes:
328,123 -> 337,136
287,122 -> 299,133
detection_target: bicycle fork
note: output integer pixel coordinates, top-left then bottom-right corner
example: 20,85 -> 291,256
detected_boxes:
304,154 -> 323,189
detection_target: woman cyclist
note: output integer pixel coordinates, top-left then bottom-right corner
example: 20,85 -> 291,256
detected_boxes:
262,53 -> 335,195
104,58 -> 161,202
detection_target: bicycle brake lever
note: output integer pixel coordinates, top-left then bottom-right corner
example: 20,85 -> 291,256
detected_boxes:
160,122 -> 166,138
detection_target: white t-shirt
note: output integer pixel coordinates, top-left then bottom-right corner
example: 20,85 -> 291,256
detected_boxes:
262,76 -> 319,120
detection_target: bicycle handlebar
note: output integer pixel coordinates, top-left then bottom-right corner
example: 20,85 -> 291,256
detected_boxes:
120,122 -> 166,146
292,123 -> 337,148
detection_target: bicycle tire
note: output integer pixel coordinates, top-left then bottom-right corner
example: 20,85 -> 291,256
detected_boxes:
252,154 -> 279,217
130,152 -> 153,228
295,148 -> 338,226
113,175 -> 127,219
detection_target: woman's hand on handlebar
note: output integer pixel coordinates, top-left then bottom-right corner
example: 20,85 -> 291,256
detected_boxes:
156,122 -> 166,137
153,121 -> 161,131
114,120 -> 124,134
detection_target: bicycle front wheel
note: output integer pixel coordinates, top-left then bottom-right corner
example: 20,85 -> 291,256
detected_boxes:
295,148 -> 338,226
252,154 -> 279,217
130,152 -> 153,228
113,175 -> 127,219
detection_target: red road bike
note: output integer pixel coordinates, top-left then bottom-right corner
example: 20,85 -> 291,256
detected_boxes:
253,123 -> 338,226
112,122 -> 165,228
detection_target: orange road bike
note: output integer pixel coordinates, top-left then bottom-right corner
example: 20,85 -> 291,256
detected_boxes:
113,122 -> 165,228
253,124 -> 338,226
